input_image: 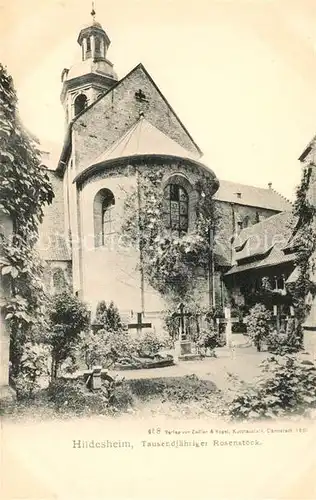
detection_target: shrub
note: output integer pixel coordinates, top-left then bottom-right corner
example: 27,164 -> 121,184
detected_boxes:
47,378 -> 107,415
162,374 -> 216,403
245,303 -> 272,351
80,329 -> 138,369
47,292 -> 90,379
127,375 -> 217,403
267,319 -> 303,355
13,342 -> 49,400
232,322 -> 247,334
135,330 -> 167,357
110,383 -> 134,410
47,377 -> 134,416
228,356 -> 316,420
196,326 -> 219,354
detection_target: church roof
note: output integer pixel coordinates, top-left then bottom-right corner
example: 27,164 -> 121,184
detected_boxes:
225,211 -> 296,275
214,179 -> 292,211
57,63 -> 202,174
86,117 -> 200,167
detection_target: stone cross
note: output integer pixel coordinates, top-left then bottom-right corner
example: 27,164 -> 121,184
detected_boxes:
172,303 -> 191,341
135,89 -> 147,102
128,312 -> 152,335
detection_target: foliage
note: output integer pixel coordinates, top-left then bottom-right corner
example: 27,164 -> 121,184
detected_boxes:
95,300 -> 123,332
267,318 -> 302,355
13,342 -> 49,400
121,168 -> 218,303
196,325 -> 220,354
228,356 -> 316,420
47,377 -> 134,416
80,329 -> 137,369
245,303 -> 272,352
0,63 -> 54,389
240,278 -> 291,310
128,374 -> 217,402
47,292 -> 90,379
95,300 -> 107,323
136,330 -> 168,356
287,164 -> 316,348
80,327 -> 167,370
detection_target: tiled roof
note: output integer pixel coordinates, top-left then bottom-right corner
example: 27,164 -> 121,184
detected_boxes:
225,211 -> 296,275
214,179 -> 292,211
225,248 -> 296,276
233,211 -> 295,262
85,116 -> 200,169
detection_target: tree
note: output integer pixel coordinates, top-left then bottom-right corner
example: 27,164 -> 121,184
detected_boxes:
95,300 -> 123,332
245,303 -> 272,352
105,301 -> 123,331
95,300 -> 107,325
0,63 -> 54,386
48,292 -> 90,379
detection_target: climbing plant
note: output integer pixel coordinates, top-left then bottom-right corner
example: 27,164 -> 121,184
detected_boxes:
0,63 -> 54,382
286,162 -> 316,349
121,167 -> 218,305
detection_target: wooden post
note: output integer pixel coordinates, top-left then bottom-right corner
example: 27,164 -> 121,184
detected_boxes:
224,307 -> 232,348
273,305 -> 280,333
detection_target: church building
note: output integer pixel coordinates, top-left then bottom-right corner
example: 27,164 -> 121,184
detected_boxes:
38,10 -> 294,328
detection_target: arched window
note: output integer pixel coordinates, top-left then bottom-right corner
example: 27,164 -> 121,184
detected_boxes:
74,94 -> 88,116
95,37 -> 101,57
52,268 -> 66,294
102,194 -> 115,243
86,37 -> 91,54
94,189 -> 115,247
163,184 -> 189,235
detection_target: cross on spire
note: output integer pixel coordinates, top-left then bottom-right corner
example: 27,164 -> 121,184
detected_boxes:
91,1 -> 96,21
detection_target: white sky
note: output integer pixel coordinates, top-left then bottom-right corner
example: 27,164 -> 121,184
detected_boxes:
2,0 -> 316,199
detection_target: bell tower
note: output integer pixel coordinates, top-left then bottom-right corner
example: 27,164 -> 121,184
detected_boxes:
60,3 -> 118,124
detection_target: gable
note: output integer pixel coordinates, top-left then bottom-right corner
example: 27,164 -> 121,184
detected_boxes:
71,64 -> 202,175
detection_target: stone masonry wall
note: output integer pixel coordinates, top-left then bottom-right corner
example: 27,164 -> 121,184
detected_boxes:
72,65 -> 201,173
38,170 -> 67,259
76,159 -> 214,316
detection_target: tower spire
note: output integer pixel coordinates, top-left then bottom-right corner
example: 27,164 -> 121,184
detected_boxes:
91,2 -> 96,22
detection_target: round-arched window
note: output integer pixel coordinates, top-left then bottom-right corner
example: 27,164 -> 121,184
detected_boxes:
74,94 -> 88,116
94,188 -> 115,247
163,183 -> 189,236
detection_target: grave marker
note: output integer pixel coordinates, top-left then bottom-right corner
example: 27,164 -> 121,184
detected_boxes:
128,312 -> 152,335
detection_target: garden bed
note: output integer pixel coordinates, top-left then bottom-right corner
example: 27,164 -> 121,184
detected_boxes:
1,374 -> 222,421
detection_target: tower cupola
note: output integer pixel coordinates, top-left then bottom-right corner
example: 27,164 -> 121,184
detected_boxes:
77,4 -> 111,61
60,3 -> 117,124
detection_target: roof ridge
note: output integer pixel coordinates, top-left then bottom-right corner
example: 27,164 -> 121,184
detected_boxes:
218,179 -> 273,190
270,187 -> 293,206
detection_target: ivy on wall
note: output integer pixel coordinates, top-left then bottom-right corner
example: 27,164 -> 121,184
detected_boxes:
0,63 -> 54,378
287,163 -> 316,348
121,167 -> 218,306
